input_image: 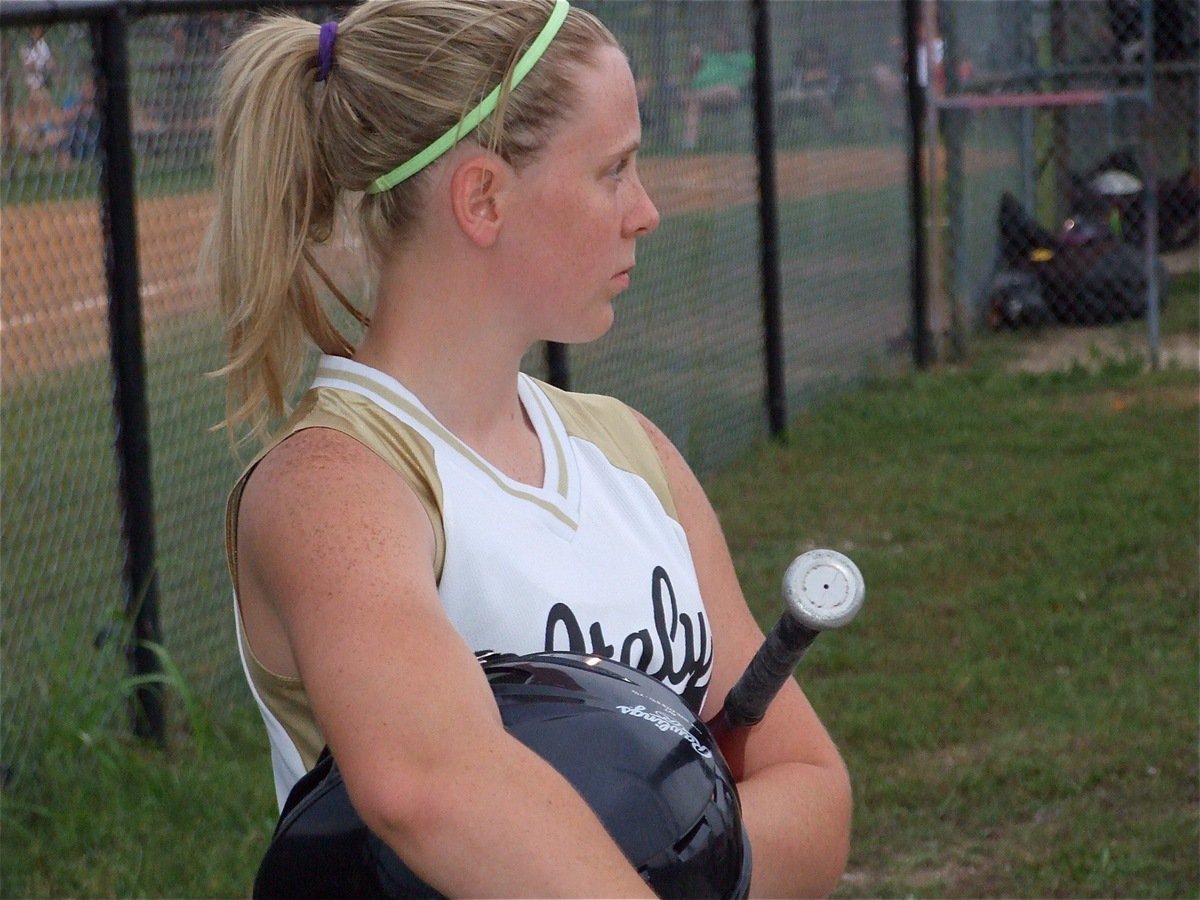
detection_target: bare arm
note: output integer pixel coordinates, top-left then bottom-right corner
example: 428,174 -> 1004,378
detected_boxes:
237,428 -> 652,898
634,412 -> 853,898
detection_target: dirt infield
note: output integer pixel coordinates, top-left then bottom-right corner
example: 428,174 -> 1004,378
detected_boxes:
0,146 -> 1007,381
647,145 -> 948,215
2,190 -> 217,378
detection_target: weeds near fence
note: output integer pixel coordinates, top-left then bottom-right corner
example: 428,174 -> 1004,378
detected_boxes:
0,627 -> 275,898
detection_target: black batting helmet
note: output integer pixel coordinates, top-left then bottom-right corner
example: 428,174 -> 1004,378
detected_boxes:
253,651 -> 752,899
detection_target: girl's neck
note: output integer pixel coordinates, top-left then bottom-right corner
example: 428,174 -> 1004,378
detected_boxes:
351,280 -> 543,482
355,330 -> 544,488
351,226 -> 548,483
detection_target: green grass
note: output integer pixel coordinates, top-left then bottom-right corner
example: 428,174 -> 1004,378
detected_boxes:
712,355 -> 1198,897
1,189 -> 1195,895
0,645 -> 277,898
0,310 -> 243,779
1,157 -> 214,205
577,181 -> 914,472
3,277 -> 1196,895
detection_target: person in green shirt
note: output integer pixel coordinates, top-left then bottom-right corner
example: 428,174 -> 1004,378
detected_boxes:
682,29 -> 753,149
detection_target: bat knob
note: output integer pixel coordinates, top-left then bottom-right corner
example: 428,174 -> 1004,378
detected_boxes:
782,549 -> 865,631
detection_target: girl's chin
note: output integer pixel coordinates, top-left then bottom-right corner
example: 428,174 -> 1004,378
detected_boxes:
551,306 -> 616,346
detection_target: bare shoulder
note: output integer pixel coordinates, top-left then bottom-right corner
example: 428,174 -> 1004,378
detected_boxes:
235,426 -> 439,675
628,408 -> 687,481
232,428 -> 518,818
240,424 -> 436,572
628,407 -> 670,451
627,408 -> 714,528
243,426 -> 390,503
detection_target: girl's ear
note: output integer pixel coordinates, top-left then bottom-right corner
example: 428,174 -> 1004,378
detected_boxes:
448,153 -> 511,248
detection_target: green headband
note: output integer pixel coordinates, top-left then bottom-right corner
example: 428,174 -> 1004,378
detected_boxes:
366,0 -> 570,194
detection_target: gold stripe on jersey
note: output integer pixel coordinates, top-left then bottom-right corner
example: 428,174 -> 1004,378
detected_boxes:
235,610 -> 325,774
538,381 -> 678,524
523,384 -> 569,497
318,364 -> 578,531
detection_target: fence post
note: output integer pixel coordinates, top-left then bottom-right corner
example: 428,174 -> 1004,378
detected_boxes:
93,6 -> 165,746
545,342 -> 570,391
749,0 -> 786,439
940,1 -> 967,359
903,0 -> 933,369
1140,0 -> 1161,370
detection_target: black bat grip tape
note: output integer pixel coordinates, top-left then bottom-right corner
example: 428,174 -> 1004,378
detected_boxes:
722,614 -> 819,729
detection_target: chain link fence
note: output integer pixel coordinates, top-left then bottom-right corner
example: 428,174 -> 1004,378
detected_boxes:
929,0 -> 1198,344
3,0 -> 1192,782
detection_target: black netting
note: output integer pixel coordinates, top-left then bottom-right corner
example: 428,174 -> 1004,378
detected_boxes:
932,0 -> 1197,333
3,0 -> 1194,782
2,22 -> 129,780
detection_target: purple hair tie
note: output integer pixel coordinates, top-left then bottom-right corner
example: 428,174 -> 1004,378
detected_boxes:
315,20 -> 338,82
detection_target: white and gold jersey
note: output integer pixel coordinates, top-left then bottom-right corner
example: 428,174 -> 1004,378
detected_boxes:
227,356 -> 712,809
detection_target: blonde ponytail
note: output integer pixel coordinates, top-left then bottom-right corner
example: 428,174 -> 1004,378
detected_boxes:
205,0 -> 616,446
203,15 -> 355,445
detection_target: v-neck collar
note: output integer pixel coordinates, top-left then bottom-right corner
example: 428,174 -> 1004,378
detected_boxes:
312,356 -> 581,533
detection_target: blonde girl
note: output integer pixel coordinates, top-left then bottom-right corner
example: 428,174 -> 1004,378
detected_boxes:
207,1 -> 851,895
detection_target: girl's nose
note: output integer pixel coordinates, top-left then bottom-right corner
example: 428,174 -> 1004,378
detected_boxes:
626,176 -> 660,238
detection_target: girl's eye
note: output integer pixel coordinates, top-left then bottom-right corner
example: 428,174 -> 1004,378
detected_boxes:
610,157 -> 630,179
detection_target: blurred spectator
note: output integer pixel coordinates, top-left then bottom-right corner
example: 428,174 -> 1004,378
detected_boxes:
871,33 -> 906,134
169,12 -> 226,67
155,14 -> 223,134
777,41 -> 842,133
916,23 -> 946,94
681,29 -> 754,150
55,77 -> 100,164
870,21 -> 969,135
16,76 -> 99,166
20,26 -> 56,132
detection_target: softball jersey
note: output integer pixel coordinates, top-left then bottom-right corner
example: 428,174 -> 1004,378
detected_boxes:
227,356 -> 713,809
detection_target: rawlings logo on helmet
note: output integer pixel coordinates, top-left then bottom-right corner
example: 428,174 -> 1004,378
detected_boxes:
617,704 -> 714,758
